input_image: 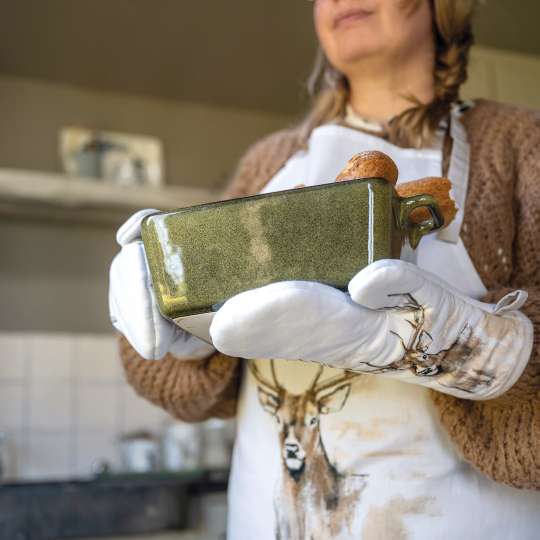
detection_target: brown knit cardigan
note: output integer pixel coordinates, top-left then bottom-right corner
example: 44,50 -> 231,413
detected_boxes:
120,99 -> 540,490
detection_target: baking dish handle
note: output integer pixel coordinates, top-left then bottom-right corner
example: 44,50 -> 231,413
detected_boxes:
399,194 -> 444,249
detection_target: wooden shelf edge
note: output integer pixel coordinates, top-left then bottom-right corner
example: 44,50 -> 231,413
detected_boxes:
0,168 -> 223,225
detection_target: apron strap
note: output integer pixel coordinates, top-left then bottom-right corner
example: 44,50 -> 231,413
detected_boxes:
437,103 -> 471,243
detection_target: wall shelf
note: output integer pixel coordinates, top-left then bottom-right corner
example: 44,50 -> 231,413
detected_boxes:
0,168 -> 221,226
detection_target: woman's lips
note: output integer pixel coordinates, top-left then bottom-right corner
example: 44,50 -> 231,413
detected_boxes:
334,9 -> 373,29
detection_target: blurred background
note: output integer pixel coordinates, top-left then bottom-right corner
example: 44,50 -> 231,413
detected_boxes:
0,1 -> 539,539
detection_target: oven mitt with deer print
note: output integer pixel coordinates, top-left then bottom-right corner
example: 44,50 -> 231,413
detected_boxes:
210,259 -> 533,400
109,209 -> 216,360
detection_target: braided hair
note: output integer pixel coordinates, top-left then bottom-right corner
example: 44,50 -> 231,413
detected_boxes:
300,0 -> 476,149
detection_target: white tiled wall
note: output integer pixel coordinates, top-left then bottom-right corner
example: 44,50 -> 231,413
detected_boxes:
0,332 -> 172,480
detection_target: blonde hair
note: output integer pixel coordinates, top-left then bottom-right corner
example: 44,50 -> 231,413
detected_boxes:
300,0 -> 476,148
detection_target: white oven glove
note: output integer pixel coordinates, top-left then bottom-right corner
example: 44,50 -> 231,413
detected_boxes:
210,259 -> 533,400
108,209 -> 216,361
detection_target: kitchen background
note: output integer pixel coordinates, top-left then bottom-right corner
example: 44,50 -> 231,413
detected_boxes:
0,1 -> 539,539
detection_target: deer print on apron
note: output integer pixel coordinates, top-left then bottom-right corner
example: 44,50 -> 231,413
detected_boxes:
226,105 -> 540,540
249,361 -> 367,540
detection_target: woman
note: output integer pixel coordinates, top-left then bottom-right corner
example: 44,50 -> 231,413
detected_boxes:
109,1 -> 540,538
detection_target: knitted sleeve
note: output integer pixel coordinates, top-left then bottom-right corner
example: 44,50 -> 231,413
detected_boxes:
119,335 -> 241,422
431,109 -> 540,489
120,128 -> 301,422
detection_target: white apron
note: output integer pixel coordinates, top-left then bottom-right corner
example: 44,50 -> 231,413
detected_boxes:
227,108 -> 540,540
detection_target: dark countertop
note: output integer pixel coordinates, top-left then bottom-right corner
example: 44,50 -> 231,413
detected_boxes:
1,468 -> 229,491
0,469 -> 229,540
80,533 -> 219,540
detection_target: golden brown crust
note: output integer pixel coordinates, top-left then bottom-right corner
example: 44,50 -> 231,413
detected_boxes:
396,177 -> 457,226
336,150 -> 457,227
335,150 -> 399,185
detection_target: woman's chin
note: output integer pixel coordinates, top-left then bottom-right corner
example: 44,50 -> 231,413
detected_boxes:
329,31 -> 385,62
331,42 -> 385,68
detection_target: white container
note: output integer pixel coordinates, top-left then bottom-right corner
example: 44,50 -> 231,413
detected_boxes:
162,421 -> 202,471
201,419 -> 232,469
119,436 -> 159,473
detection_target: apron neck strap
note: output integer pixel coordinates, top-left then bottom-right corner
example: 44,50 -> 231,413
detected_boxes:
436,102 -> 472,244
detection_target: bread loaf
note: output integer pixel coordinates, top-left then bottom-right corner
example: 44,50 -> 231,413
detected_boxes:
335,152 -> 457,226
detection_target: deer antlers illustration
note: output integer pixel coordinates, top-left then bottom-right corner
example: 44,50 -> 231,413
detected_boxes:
248,360 -> 362,399
388,293 -> 442,375
308,364 -> 363,395
249,359 -> 282,389
355,293 -> 442,375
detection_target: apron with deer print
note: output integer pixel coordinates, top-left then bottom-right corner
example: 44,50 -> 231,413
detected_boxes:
226,104 -> 540,540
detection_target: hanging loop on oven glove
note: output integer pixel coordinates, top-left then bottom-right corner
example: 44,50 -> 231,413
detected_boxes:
108,209 -> 216,361
210,259 -> 533,400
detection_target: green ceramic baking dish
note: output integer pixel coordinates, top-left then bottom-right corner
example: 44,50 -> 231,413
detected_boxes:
141,178 -> 443,342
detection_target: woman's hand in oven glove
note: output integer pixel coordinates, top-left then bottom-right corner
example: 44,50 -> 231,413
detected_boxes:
108,209 -> 216,361
210,259 -> 533,399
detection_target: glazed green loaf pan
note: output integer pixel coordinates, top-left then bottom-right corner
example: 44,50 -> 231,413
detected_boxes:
141,178 -> 443,341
